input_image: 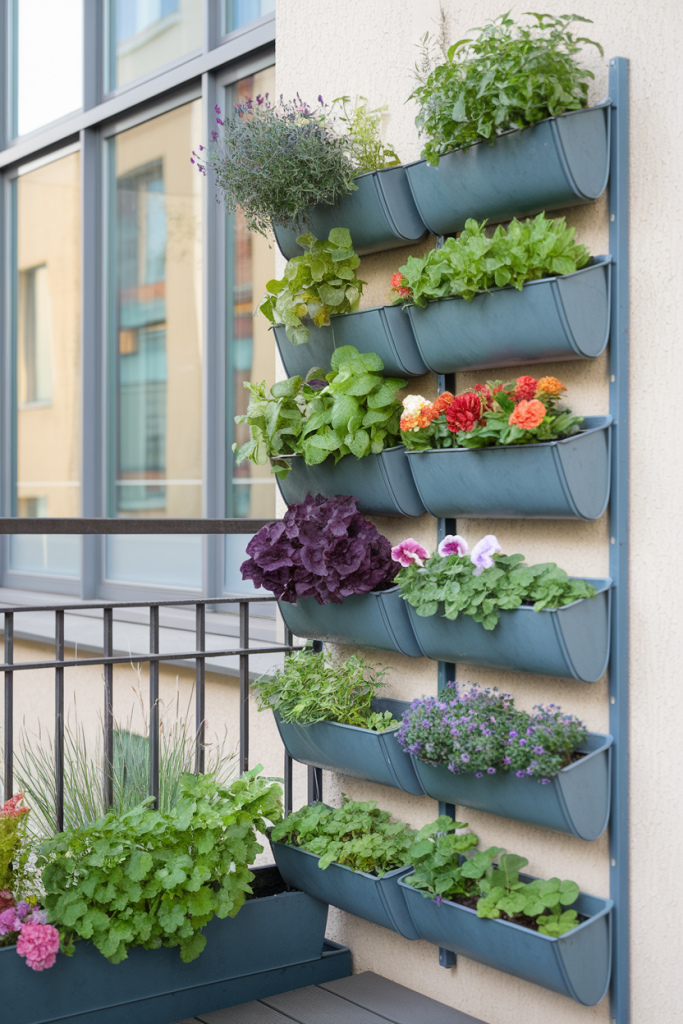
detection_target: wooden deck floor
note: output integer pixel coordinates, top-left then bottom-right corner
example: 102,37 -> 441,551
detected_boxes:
171,971 -> 486,1024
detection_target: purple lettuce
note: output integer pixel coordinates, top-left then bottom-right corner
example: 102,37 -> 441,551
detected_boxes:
241,493 -> 399,605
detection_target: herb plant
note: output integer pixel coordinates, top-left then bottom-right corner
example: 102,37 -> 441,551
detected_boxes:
253,649 -> 397,730
234,346 -> 405,474
241,493 -> 398,605
392,534 -> 596,629
391,214 -> 590,307
259,229 -> 366,345
411,13 -> 603,164
38,768 -> 282,964
399,375 -> 583,451
397,682 -> 587,783
334,95 -> 401,174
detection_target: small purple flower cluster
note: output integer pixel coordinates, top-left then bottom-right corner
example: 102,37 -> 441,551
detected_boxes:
397,682 -> 587,783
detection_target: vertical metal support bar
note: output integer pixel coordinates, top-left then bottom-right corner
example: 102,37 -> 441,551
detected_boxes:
103,607 -> 114,809
3,611 -> 13,799
149,605 -> 160,808
283,623 -> 293,816
195,603 -> 206,774
307,639 -> 323,804
608,56 -> 630,1024
239,601 -> 249,775
54,610 -> 65,833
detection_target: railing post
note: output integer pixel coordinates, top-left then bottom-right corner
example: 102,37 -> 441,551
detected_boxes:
55,610 -> 65,832
307,640 -> 323,804
239,601 -> 249,775
103,607 -> 114,810
195,603 -> 206,774
283,623 -> 293,816
149,606 -> 160,808
3,612 -> 13,799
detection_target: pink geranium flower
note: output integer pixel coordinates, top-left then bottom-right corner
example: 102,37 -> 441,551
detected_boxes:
391,538 -> 429,568
437,535 -> 468,557
16,923 -> 60,971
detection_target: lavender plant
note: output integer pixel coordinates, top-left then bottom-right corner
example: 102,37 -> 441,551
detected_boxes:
397,683 -> 587,784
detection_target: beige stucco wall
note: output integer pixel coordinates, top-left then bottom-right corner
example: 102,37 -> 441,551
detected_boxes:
274,2 -> 683,1022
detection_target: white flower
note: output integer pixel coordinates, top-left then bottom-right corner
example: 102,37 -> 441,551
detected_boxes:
402,394 -> 429,415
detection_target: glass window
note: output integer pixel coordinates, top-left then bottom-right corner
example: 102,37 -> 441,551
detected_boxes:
108,0 -> 203,91
15,0 -> 83,137
107,100 -> 203,588
224,0 -> 275,34
12,152 -> 81,576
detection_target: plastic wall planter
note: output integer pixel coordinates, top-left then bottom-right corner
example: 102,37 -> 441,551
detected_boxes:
404,103 -> 611,237
331,304 -> 428,377
274,323 -> 336,379
273,698 -> 423,795
273,840 -> 421,940
278,586 -> 422,658
406,578 -> 612,682
399,875 -> 613,1005
405,416 -> 612,520
276,447 -> 426,518
1,866 -> 334,1024
272,166 -> 428,261
406,257 -> 611,373
412,732 -> 612,840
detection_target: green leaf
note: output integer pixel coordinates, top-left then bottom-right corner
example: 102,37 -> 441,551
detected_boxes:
328,227 -> 353,248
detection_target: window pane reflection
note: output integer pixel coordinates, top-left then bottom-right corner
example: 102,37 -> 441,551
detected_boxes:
109,0 -> 203,90
224,0 -> 275,34
15,0 -> 83,136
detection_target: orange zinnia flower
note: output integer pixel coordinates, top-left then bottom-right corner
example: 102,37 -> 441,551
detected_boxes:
508,399 -> 546,430
536,376 -> 566,398
432,391 -> 455,415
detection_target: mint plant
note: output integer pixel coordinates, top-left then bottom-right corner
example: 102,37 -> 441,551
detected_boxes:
38,769 -> 283,964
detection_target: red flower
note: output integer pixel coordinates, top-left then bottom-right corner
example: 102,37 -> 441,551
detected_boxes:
446,393 -> 482,433
1,794 -> 28,818
432,391 -> 455,415
513,376 -> 538,403
473,382 -> 503,410
391,273 -> 403,289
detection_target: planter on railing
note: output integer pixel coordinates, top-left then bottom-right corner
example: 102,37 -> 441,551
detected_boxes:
278,586 -> 422,658
274,324 -> 336,380
272,166 -> 428,261
406,257 -> 611,373
412,732 -> 612,840
273,699 -> 423,795
406,578 -> 612,682
405,416 -> 612,520
1,866 -> 337,1024
404,102 -> 611,237
273,840 -> 420,940
276,447 -> 426,518
398,874 -> 613,1005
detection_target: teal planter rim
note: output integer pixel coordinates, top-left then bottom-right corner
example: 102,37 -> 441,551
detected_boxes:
403,416 -> 612,456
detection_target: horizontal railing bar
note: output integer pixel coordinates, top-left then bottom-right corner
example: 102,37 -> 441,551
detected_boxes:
0,595 -> 277,614
0,644 -> 305,672
0,518 -> 271,535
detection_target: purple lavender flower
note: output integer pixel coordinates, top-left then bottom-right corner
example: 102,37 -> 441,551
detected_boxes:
516,770 -> 526,778
214,104 -> 222,114
470,534 -> 502,576
541,778 -> 551,785
476,771 -> 483,778
435,895 -> 443,907
211,130 -> 218,141
461,752 -> 470,763
318,94 -> 324,104
437,534 -> 468,557
509,730 -> 518,738
503,756 -> 511,765
486,767 -> 496,774
533,745 -> 545,755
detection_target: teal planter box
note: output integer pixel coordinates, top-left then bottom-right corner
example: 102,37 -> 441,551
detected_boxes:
276,447 -> 426,518
0,866 -> 340,1024
274,323 -> 335,380
406,258 -> 611,373
399,874 -> 613,1005
273,698 -> 423,795
404,103 -> 610,236
405,416 -> 612,520
272,166 -> 427,260
273,840 -> 421,940
406,578 -> 612,682
278,586 -> 422,658
412,732 -> 612,840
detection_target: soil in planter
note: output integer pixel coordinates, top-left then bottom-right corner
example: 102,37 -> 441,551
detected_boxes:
437,892 -> 587,934
245,865 -> 291,899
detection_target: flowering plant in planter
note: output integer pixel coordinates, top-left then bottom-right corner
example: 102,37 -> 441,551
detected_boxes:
392,534 -> 596,629
390,214 -> 590,306
399,374 -> 583,451
241,493 -> 398,605
234,346 -> 405,475
397,682 -> 587,784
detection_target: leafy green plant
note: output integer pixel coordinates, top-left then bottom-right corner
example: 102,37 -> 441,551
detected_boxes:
334,95 -> 401,174
38,768 -> 282,964
234,346 -> 405,475
411,12 -> 603,164
392,214 -> 590,307
259,229 -> 365,345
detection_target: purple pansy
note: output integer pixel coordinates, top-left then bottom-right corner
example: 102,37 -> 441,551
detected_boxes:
437,534 -> 468,557
470,534 -> 502,576
391,538 -> 428,568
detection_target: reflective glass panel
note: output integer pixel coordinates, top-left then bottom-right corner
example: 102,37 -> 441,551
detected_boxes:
15,0 -> 83,136
107,101 -> 203,588
12,152 -> 81,576
224,0 -> 275,34
109,0 -> 203,90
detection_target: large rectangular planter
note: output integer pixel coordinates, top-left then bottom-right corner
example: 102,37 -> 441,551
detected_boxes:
273,698 -> 423,795
1,866 -> 337,1024
399,874 -> 613,1005
405,416 -> 612,520
272,165 -> 428,260
273,840 -> 420,940
406,578 -> 612,682
406,257 -> 611,373
412,732 -> 612,840
404,102 -> 610,236
278,585 -> 422,658
276,446 -> 426,518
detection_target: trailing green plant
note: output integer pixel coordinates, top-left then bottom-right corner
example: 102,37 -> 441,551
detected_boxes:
392,534 -> 596,630
411,12 -> 603,164
253,649 -> 397,730
391,214 -> 590,307
38,768 -> 283,964
259,229 -> 365,345
233,346 -> 405,476
334,95 -> 401,174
